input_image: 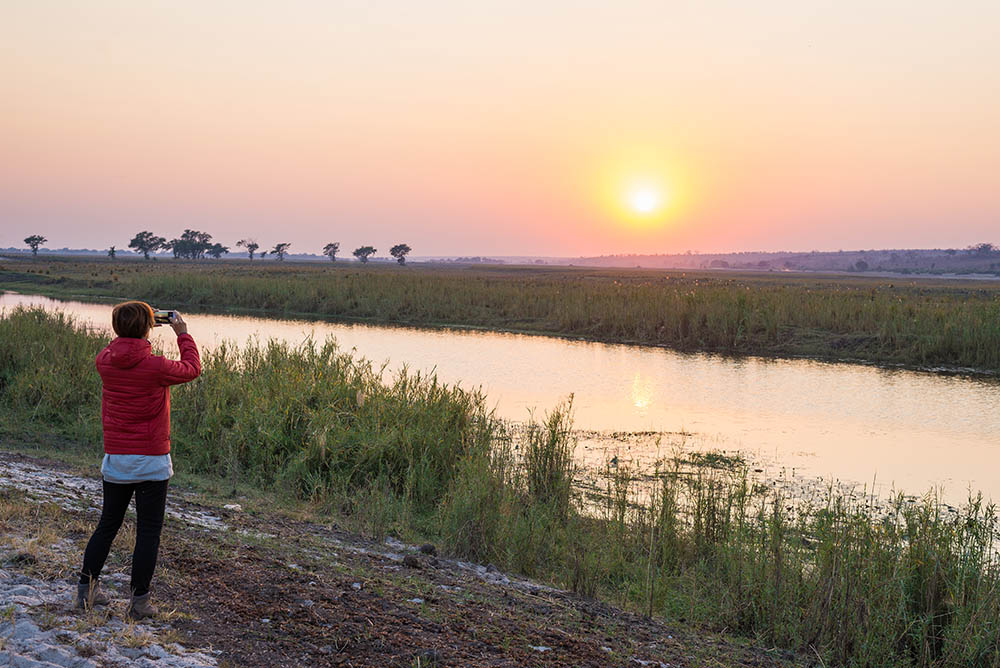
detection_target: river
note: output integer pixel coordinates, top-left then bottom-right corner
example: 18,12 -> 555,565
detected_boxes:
4,291 -> 999,503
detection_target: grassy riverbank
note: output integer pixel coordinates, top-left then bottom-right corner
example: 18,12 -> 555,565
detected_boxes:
0,451 -> 797,668
3,307 -> 1000,666
3,255 -> 1000,372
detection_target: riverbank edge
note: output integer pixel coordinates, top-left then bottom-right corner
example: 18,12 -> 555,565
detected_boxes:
2,281 -> 996,380
0,440 -> 803,668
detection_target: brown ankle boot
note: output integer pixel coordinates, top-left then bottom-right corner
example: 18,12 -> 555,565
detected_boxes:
76,582 -> 111,610
126,592 -> 157,621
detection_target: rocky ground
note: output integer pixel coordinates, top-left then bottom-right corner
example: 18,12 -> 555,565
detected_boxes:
0,449 -> 805,667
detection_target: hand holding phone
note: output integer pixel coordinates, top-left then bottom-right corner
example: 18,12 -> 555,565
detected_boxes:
168,312 -> 188,336
153,309 -> 187,335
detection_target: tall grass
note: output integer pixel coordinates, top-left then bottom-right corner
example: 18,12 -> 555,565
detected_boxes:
443,436 -> 1000,666
4,306 -> 1000,666
0,307 -> 103,444
0,306 -> 496,516
175,339 -> 497,513
4,258 -> 1000,371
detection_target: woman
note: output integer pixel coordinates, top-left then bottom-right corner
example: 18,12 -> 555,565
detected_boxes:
77,301 -> 200,620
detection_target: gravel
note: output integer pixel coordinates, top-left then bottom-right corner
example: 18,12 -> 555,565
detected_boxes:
0,569 -> 217,667
0,459 -> 222,668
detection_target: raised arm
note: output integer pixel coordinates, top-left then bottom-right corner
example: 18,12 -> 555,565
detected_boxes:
159,313 -> 201,385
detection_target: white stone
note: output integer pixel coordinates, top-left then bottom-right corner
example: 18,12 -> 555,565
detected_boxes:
9,617 -> 41,641
145,645 -> 170,660
8,596 -> 43,607
34,646 -> 76,666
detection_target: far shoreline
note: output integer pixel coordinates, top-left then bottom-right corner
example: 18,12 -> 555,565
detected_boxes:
3,283 -> 999,381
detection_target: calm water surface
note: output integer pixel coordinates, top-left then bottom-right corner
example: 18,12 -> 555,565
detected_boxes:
5,291 -> 999,501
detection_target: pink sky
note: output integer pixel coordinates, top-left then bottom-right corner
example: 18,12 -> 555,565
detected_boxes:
3,1 -> 999,256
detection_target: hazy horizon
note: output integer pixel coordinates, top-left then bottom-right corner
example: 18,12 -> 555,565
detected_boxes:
4,1 -> 999,256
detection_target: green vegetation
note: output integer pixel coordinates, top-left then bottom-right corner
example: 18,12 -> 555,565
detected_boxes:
352,246 -> 377,263
2,256 -> 1000,371
236,238 -> 261,261
128,231 -> 166,260
269,242 -> 291,261
3,307 -> 1000,666
390,243 -> 412,265
0,306 -> 494,517
23,235 -> 47,257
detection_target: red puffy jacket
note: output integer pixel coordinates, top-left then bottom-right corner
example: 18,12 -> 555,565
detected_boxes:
95,334 -> 201,455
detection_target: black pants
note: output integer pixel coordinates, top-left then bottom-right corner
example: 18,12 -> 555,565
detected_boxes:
80,479 -> 169,597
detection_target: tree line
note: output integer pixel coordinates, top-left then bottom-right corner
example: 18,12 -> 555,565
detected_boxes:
20,231 -> 412,264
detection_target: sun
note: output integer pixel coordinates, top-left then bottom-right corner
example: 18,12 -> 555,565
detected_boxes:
587,146 -> 693,228
628,187 -> 662,215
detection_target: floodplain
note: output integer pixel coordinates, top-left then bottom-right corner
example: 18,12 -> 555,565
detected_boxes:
3,256 -> 1000,666
3,255 -> 1000,372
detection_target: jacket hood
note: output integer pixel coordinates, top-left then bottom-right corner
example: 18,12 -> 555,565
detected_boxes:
106,337 -> 152,369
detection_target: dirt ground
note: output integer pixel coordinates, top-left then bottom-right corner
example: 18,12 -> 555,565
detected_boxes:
0,449 -> 805,668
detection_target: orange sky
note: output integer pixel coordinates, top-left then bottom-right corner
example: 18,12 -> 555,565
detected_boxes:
3,1 -> 999,256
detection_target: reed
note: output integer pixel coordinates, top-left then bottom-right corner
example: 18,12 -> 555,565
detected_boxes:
439,425 -> 1000,666
4,306 -> 1000,666
4,257 -> 1000,371
0,306 -> 496,515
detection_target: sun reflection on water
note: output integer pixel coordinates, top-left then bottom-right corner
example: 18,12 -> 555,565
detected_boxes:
631,372 -> 653,413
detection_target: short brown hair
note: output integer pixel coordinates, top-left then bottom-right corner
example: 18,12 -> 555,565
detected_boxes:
111,301 -> 154,338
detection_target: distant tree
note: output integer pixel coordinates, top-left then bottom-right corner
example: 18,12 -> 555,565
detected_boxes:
191,230 -> 213,258
944,248 -> 957,256
353,246 -> 376,263
128,231 -> 166,260
207,243 -> 229,259
967,242 -> 998,257
107,245 -> 117,259
270,243 -> 291,260
322,242 -> 340,262
390,243 -> 412,265
259,250 -> 268,259
854,260 -> 869,272
24,235 -> 47,256
236,238 -> 260,261
167,229 -> 213,259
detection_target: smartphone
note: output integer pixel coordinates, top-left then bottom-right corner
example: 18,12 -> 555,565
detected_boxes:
153,310 -> 175,326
